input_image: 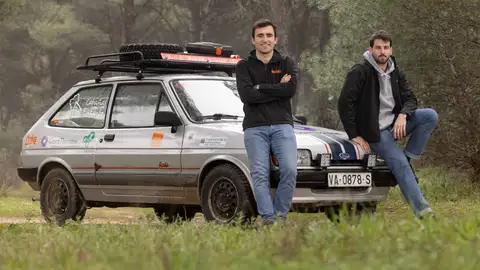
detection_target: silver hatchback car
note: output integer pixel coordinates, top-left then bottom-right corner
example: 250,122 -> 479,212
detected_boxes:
16,42 -> 397,225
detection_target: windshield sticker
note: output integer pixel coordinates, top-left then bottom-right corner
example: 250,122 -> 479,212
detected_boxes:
83,131 -> 96,147
68,94 -> 109,118
69,94 -> 82,112
24,135 -> 37,146
41,136 -> 79,147
199,137 -> 227,147
152,131 -> 164,147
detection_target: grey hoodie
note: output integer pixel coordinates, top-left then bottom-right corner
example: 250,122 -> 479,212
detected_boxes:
363,50 -> 396,130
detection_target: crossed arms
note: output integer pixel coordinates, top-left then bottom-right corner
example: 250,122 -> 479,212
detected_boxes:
235,57 -> 298,104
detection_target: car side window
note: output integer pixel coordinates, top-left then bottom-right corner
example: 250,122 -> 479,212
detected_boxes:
158,93 -> 174,112
110,83 -> 167,128
50,85 -> 112,128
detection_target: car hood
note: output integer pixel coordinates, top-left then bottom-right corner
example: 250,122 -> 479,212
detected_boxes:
187,122 -> 365,161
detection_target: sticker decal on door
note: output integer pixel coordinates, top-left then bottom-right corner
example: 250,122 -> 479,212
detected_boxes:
83,131 -> 96,147
151,131 -> 164,147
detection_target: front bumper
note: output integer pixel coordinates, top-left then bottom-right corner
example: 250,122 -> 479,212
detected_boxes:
270,166 -> 397,189
269,166 -> 395,205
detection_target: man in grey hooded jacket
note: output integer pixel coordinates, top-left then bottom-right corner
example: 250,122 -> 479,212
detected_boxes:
337,30 -> 438,219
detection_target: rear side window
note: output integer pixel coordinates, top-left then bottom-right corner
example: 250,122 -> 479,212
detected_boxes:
50,85 -> 112,128
109,83 -> 167,128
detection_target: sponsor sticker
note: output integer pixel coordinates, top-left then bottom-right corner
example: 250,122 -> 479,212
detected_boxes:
41,136 -> 79,147
24,136 -> 37,146
152,131 -> 164,147
199,137 -> 227,147
83,131 -> 96,147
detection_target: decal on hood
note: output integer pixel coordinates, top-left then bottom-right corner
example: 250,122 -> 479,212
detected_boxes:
294,124 -> 360,160
312,133 -> 359,160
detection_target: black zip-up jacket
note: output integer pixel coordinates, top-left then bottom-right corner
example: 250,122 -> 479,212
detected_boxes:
235,49 -> 297,130
337,56 -> 417,143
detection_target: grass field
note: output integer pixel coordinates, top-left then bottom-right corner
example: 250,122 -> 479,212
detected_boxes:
1,167 -> 480,269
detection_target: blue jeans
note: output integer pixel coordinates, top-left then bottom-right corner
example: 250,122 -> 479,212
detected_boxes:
370,108 -> 438,218
244,124 -> 297,223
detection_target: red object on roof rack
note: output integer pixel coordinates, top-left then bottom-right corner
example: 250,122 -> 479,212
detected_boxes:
160,53 -> 242,64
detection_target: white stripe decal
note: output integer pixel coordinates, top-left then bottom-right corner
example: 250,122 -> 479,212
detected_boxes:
311,136 -> 331,153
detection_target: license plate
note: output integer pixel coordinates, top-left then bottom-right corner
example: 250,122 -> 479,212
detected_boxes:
327,172 -> 372,187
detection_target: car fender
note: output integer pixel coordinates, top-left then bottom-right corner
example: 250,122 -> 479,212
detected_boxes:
37,157 -> 78,186
198,154 -> 256,199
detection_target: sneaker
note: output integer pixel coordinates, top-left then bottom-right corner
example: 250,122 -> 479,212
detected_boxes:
418,209 -> 436,221
262,219 -> 276,226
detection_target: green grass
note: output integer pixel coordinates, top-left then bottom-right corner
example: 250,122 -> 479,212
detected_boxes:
1,167 -> 480,269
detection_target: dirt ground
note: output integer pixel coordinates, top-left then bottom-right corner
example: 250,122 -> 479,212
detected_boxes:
0,208 -> 207,225
0,216 -> 137,224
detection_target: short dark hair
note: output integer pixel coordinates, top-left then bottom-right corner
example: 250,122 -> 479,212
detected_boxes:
252,18 -> 277,37
369,30 -> 393,47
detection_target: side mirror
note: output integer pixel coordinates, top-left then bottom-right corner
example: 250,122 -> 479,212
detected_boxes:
295,115 -> 307,125
154,111 -> 182,126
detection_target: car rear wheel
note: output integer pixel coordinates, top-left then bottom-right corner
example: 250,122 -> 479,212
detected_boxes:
201,164 -> 257,225
40,168 -> 86,226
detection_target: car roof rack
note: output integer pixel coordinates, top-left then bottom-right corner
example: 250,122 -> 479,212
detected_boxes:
76,50 -> 242,83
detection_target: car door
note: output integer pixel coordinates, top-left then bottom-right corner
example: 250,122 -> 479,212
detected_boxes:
94,81 -> 185,199
46,84 -> 113,193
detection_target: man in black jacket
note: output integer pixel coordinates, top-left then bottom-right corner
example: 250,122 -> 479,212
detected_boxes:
337,30 -> 438,219
236,18 -> 298,225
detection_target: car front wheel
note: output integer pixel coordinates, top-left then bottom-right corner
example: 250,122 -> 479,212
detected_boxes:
200,164 -> 257,225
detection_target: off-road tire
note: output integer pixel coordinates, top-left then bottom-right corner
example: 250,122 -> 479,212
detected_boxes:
325,202 -> 377,223
201,164 -> 257,225
153,204 -> 197,223
119,43 -> 184,61
40,168 -> 86,226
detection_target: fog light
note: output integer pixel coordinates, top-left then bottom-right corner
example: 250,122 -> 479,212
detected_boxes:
318,153 -> 331,168
297,150 -> 312,166
365,154 -> 377,168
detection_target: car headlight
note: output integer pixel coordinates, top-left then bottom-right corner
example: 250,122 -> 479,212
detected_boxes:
297,150 -> 312,166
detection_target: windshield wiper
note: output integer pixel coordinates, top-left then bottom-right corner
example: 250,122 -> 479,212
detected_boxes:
201,113 -> 241,120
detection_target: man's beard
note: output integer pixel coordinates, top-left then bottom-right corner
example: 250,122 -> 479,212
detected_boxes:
373,54 -> 388,64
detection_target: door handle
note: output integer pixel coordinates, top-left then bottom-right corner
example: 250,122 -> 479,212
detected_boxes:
104,134 -> 115,142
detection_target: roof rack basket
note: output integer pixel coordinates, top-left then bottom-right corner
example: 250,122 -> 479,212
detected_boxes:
76,51 -> 241,83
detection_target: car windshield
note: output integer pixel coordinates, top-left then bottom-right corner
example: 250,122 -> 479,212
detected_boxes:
171,79 -> 245,122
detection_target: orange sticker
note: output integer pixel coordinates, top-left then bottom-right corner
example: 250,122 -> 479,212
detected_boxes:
271,69 -> 281,74
151,132 -> 164,147
25,136 -> 37,146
